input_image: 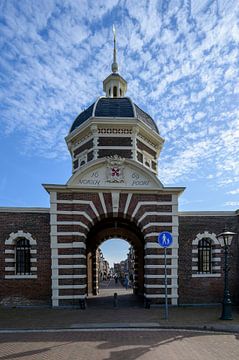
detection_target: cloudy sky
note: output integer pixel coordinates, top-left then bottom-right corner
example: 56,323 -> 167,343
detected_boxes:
1,0 -> 239,212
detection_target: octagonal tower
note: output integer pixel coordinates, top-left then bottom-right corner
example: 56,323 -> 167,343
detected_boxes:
65,34 -> 164,177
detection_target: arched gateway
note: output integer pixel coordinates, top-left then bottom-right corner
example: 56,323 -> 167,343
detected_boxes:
44,33 -> 184,307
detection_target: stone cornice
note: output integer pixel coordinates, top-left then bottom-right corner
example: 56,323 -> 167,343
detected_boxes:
0,207 -> 49,213
179,211 -> 237,216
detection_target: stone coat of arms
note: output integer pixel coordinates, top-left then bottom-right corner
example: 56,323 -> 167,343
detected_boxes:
106,155 -> 125,183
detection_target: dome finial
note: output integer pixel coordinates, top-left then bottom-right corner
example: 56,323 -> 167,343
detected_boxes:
112,25 -> 118,73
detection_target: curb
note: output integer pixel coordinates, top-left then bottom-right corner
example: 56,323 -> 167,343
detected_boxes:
0,324 -> 238,334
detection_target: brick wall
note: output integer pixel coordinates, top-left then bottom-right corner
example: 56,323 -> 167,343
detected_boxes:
178,214 -> 239,304
0,211 -> 51,306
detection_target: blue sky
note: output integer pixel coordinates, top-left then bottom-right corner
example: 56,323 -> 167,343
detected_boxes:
100,239 -> 130,268
1,0 -> 239,214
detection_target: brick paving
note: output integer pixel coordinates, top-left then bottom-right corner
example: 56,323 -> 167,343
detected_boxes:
0,330 -> 239,360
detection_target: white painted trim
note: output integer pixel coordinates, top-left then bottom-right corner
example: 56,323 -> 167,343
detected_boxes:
98,145 -> 132,149
192,231 -> 217,245
124,193 -> 132,215
144,294 -> 178,299
144,275 -> 178,279
55,275 -> 87,279
132,201 -> 173,219
72,135 -> 94,152
57,285 -> 86,289
0,207 -> 49,213
179,211 -> 236,216
50,200 -> 58,310
51,242 -> 86,249
192,273 -> 221,278
56,211 -> 93,224
51,232 -> 86,238
5,250 -> 14,254
112,191 -> 120,215
142,221 -> 173,231
212,266 -> 221,270
145,228 -> 173,237
55,295 -> 86,299
144,284 -> 177,288
144,265 -> 177,269
55,221 -> 89,230
144,241 -> 178,249
54,265 -> 86,269
5,275 -> 37,279
144,255 -> 178,259
5,231 -> 37,245
56,200 -> 99,219
54,255 -> 86,259
99,192 -> 107,214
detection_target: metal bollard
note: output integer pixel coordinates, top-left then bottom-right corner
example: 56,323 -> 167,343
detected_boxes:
79,299 -> 86,309
144,297 -> 151,309
113,292 -> 118,308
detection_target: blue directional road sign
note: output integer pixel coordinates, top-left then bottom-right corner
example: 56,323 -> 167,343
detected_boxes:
158,231 -> 173,248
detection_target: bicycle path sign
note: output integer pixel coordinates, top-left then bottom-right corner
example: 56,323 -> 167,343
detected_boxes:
158,231 -> 173,248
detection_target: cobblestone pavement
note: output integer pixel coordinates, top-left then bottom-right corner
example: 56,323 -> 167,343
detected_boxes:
0,329 -> 239,360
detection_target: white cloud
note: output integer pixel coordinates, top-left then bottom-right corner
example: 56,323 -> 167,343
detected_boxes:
0,0 -> 239,203
227,189 -> 239,195
224,201 -> 239,207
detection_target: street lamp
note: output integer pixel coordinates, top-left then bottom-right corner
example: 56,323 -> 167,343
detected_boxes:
216,228 -> 236,320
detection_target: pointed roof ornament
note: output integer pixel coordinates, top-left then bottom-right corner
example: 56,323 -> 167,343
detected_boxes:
112,25 -> 118,73
103,25 -> 127,97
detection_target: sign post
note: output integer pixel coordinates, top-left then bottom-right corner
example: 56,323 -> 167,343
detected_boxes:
157,231 -> 173,320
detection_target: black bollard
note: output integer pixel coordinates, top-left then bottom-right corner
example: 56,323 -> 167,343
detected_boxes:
144,297 -> 151,309
113,292 -> 118,308
79,299 -> 86,309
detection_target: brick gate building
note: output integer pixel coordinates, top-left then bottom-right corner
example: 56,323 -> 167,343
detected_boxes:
0,38 -> 238,307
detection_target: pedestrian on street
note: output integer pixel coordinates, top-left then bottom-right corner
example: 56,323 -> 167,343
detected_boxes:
124,274 -> 129,290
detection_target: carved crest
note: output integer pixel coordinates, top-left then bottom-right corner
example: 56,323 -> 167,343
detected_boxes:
106,155 -> 125,183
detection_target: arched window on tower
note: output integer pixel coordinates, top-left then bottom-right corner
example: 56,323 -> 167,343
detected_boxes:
198,238 -> 212,273
16,238 -> 31,275
113,86 -> 117,97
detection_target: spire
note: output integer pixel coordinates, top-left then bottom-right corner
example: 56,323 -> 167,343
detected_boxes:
112,25 -> 118,73
103,25 -> 127,97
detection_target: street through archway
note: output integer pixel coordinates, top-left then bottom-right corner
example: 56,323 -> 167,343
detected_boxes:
87,277 -> 143,308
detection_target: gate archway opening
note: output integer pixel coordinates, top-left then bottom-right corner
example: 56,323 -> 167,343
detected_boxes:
86,217 -> 145,307
99,238 -> 132,289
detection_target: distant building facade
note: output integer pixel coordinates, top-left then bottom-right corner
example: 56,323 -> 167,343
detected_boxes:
0,36 -> 238,307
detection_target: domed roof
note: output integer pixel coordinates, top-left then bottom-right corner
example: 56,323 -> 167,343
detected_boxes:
70,97 -> 159,134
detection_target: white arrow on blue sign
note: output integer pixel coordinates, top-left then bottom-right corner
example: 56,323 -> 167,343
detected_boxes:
158,231 -> 173,248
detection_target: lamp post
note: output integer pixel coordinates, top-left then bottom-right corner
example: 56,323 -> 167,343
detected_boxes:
216,228 -> 236,320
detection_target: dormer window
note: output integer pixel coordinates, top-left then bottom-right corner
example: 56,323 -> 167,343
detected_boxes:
113,86 -> 117,97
